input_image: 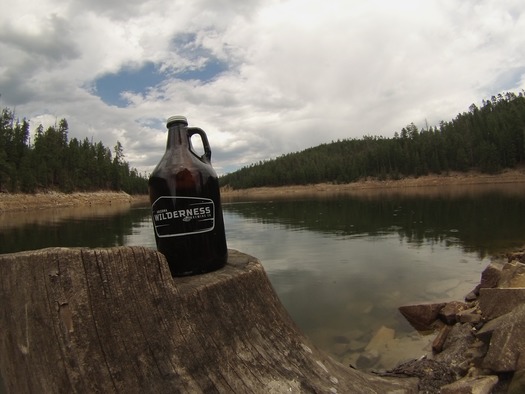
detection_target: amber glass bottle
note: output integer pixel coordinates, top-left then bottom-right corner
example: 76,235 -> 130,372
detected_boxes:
148,116 -> 227,276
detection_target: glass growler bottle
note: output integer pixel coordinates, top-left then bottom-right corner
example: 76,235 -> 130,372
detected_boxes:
148,115 -> 228,276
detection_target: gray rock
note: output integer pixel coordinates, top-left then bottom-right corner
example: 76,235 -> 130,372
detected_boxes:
479,258 -> 507,289
439,301 -> 469,324
434,323 -> 477,376
397,251 -> 525,391
356,349 -> 379,369
465,289 -> 478,302
432,324 -> 452,353
507,251 -> 525,264
383,357 -> 455,394
462,339 -> 488,364
398,302 -> 446,331
457,307 -> 483,324
482,303 -> 525,373
365,325 -> 395,352
464,258 -> 508,301
440,375 -> 498,394
508,369 -> 525,394
474,313 -> 507,343
479,287 -> 525,319
499,260 -> 525,288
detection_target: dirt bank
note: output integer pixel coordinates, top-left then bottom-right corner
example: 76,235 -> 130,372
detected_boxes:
0,191 -> 150,213
2,169 -> 524,212
220,169 -> 525,199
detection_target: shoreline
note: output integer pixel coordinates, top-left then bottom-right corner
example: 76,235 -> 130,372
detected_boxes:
1,169 -> 525,212
0,191 -> 150,213
220,168 -> 525,199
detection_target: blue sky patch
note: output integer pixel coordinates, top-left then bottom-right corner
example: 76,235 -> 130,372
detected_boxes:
175,59 -> 229,82
94,62 -> 165,107
93,57 -> 228,107
170,32 -> 230,81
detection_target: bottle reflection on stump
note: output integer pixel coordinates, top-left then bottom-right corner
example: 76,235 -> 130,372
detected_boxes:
148,115 -> 228,276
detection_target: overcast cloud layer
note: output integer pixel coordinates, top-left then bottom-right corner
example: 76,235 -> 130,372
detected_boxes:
1,0 -> 525,175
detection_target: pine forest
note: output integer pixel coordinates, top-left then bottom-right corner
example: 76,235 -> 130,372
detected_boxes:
0,111 -> 148,194
220,91 -> 525,189
1,91 -> 525,194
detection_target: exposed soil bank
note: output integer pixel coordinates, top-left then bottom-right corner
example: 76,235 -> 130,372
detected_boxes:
0,191 -> 150,213
220,169 -> 525,200
2,169 -> 525,212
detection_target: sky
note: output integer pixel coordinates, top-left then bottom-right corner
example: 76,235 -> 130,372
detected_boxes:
1,0 -> 525,176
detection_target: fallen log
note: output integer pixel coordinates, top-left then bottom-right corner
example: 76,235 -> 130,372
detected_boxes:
0,247 -> 417,393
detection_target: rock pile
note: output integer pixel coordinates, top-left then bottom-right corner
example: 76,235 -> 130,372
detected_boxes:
393,250 -> 525,393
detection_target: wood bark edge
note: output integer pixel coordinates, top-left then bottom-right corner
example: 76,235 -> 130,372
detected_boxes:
0,247 -> 417,393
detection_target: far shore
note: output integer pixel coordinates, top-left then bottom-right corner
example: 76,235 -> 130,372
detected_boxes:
220,168 -> 525,199
1,169 -> 525,212
0,191 -> 150,213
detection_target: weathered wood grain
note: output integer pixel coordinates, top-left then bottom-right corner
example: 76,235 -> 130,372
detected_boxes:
0,247 -> 417,393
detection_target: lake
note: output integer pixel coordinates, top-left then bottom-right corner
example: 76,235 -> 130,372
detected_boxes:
1,183 -> 525,372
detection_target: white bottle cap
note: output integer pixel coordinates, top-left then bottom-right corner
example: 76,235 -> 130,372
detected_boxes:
166,115 -> 188,127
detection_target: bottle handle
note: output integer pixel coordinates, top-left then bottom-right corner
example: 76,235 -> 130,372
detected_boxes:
187,127 -> 212,163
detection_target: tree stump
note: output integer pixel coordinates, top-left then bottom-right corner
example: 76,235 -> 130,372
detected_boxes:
0,247 -> 417,393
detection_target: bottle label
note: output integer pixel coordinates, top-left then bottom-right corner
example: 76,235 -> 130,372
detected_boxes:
151,196 -> 215,238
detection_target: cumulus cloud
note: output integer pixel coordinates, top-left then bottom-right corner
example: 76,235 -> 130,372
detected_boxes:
1,0 -> 524,175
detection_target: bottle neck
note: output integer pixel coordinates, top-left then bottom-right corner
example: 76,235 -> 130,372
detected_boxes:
166,122 -> 190,149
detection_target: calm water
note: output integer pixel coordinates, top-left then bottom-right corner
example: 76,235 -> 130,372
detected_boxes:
1,183 -> 525,372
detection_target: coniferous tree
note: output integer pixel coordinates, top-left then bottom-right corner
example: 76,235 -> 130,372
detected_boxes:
0,108 -> 148,194
221,91 -> 525,189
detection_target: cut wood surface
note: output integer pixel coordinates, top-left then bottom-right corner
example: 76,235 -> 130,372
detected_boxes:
0,247 -> 417,393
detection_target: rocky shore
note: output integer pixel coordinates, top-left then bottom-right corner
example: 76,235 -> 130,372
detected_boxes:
391,249 -> 525,393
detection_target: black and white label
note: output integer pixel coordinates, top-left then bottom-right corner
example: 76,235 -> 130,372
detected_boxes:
152,196 -> 215,238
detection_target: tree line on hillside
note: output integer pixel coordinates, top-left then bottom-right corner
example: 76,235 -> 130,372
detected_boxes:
220,91 -> 525,189
0,108 -> 148,194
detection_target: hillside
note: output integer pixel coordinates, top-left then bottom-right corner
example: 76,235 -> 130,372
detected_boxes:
220,91 -> 525,190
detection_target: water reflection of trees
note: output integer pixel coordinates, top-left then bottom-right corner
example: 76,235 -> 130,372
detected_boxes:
0,206 -> 152,254
223,190 -> 525,258
0,204 -> 132,230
